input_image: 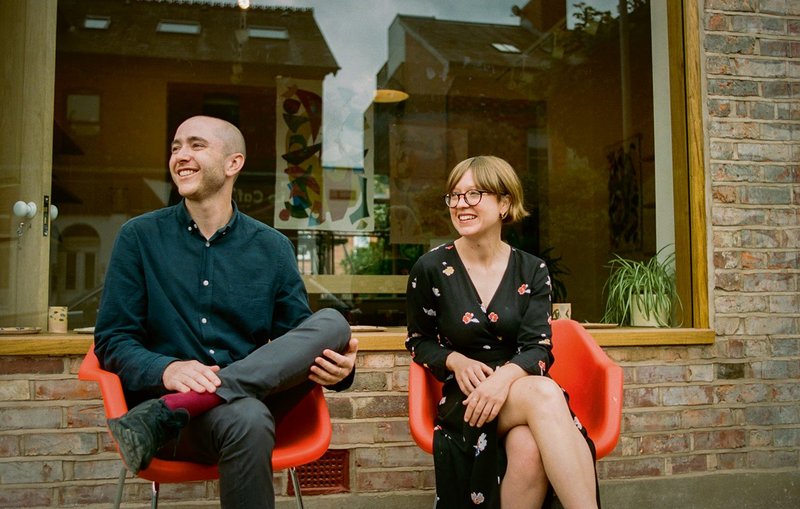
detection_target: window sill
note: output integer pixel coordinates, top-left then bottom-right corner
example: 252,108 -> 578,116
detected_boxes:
353,325 -> 715,350
0,325 -> 715,357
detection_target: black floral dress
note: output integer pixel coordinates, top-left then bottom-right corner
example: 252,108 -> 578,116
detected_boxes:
406,242 -> 597,508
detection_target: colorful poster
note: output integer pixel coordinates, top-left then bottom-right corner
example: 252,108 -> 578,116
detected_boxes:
274,77 -> 373,231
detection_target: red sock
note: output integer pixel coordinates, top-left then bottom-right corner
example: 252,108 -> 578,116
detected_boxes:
161,391 -> 224,418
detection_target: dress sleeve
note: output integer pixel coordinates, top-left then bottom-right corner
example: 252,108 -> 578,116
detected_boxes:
508,259 -> 554,376
405,257 -> 453,381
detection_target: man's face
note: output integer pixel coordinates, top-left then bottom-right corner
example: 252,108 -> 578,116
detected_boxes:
169,117 -> 231,202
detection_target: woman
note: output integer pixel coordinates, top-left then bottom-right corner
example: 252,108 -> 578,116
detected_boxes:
406,156 -> 599,508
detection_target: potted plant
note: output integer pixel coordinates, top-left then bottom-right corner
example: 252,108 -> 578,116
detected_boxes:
601,246 -> 680,327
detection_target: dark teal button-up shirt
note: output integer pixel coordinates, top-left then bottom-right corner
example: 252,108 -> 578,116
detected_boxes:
94,201 -> 313,404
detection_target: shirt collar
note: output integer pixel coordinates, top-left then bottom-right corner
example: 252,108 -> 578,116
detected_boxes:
176,200 -> 240,236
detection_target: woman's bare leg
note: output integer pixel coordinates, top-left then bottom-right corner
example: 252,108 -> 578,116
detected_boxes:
500,425 -> 549,509
498,376 -> 597,509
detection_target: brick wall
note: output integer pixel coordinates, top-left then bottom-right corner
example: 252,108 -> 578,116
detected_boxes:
0,337 -> 796,508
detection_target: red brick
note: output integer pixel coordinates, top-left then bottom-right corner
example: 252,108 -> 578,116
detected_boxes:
326,395 -> 354,419
72,457 -> 124,481
0,407 -> 62,430
717,383 -> 770,404
0,435 -> 20,457
34,379 -> 98,400
0,459 -> 64,483
0,357 -> 65,375
635,365 -> 687,384
682,408 -> 741,428
65,403 -> 106,428
0,487 -> 53,508
352,395 -> 408,419
354,445 -> 430,468
748,429 -> 773,447
693,429 -> 747,450
358,353 -> 395,369
716,452 -> 747,470
23,432 -> 99,456
599,457 -> 665,479
623,411 -> 681,433
670,454 -> 708,474
639,433 -> 690,455
350,371 -> 389,391
662,386 -> 715,406
624,387 -> 659,408
356,469 -> 423,491
332,421 -> 377,446
392,367 -> 409,391
375,419 -> 411,443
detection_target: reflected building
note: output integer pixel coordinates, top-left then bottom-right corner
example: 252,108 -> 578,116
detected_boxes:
52,0 -> 337,305
373,0 -> 658,320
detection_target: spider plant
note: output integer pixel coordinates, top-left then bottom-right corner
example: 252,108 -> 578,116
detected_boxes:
601,246 -> 680,327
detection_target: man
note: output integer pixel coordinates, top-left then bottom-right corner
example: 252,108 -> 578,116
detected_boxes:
94,115 -> 357,509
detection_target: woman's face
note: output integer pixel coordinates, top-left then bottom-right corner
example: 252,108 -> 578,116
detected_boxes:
447,169 -> 506,239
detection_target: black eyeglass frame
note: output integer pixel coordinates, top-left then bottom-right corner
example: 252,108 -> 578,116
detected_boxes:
443,189 -> 495,208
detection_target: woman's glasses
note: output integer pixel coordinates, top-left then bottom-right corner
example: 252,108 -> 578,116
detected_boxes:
443,190 -> 494,208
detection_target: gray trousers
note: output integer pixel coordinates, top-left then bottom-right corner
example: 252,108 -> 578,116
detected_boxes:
157,308 -> 351,509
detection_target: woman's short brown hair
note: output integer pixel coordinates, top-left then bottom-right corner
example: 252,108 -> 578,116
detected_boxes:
445,155 -> 529,224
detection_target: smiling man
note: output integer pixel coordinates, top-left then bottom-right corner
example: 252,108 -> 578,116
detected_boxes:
94,116 -> 358,509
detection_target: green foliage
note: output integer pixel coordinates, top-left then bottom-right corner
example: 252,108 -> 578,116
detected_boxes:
341,238 -> 390,275
601,246 -> 680,327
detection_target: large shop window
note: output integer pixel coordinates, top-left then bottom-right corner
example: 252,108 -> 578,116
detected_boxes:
43,0 -> 708,338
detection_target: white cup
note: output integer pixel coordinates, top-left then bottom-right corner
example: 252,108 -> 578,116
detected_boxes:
48,306 -> 68,333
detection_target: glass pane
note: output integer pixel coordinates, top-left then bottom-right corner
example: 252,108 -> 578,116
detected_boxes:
53,0 -> 677,327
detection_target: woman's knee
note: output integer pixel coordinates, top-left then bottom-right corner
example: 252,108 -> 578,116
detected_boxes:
509,376 -> 565,410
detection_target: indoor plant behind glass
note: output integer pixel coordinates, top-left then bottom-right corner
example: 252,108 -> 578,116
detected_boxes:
601,246 -> 680,327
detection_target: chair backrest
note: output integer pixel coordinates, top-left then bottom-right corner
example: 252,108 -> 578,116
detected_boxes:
408,319 -> 623,459
78,346 -> 332,482
548,319 -> 623,458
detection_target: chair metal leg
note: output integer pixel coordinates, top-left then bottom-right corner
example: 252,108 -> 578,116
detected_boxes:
289,467 -> 304,509
151,481 -> 160,509
113,466 -> 126,509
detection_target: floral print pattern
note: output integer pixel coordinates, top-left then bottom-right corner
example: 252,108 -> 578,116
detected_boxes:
406,242 -> 597,509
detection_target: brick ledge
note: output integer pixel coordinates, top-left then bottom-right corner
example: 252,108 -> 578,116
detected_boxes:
0,326 -> 714,356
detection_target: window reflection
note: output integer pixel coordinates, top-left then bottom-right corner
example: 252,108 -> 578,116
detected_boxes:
53,0 -> 672,327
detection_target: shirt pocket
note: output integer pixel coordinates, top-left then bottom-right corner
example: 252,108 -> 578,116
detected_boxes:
219,282 -> 273,331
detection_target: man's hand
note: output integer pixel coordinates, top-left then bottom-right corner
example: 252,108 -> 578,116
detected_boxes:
163,360 -> 221,393
309,337 -> 358,386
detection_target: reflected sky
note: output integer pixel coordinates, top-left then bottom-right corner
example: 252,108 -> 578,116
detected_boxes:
252,0 -> 522,166
239,1 -> 624,167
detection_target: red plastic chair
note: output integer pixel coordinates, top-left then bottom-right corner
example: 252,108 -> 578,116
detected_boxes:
79,346 -> 332,509
408,319 -> 623,459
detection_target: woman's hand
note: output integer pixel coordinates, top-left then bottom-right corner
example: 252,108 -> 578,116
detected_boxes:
463,363 -> 526,427
446,351 -> 494,396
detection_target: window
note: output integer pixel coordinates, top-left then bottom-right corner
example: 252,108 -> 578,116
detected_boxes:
0,0 -> 709,340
